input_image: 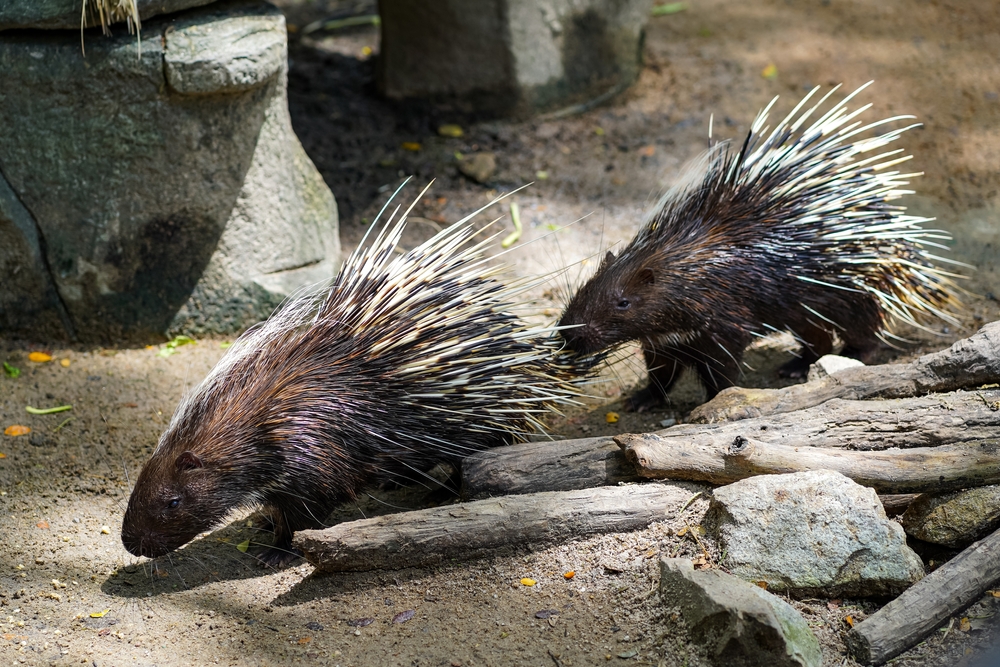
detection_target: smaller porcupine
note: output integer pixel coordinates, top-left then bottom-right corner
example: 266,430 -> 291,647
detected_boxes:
121,186 -> 590,565
559,83 -> 963,412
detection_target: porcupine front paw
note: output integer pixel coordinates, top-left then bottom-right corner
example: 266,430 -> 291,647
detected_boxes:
255,544 -> 303,568
623,385 -> 668,412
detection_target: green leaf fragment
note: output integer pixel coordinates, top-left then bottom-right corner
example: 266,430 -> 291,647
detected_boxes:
26,405 -> 73,415
3,362 -> 20,378
652,2 -> 687,16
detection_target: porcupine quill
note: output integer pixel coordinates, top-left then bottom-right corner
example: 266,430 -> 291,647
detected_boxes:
559,82 -> 965,412
121,184 -> 593,565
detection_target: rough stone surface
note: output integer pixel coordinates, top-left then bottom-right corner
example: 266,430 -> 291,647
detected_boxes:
165,7 -> 285,94
0,0 -> 215,31
659,558 -> 822,667
902,485 -> 1000,547
806,354 -> 865,382
378,0 -> 654,116
458,152 -> 498,184
703,470 -> 925,598
0,174 -> 70,340
0,0 -> 339,342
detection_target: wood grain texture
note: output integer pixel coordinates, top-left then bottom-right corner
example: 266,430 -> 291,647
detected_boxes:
690,321 -> 1000,424
461,435 -> 640,499
294,482 -> 706,572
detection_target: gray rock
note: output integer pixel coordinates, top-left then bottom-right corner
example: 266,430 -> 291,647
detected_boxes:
458,153 -> 498,184
0,0 -> 339,342
660,558 -> 822,667
901,485 -> 1000,547
0,173 -> 72,340
806,354 -> 865,382
704,470 -> 924,597
0,0 -> 215,31
378,0 -> 653,116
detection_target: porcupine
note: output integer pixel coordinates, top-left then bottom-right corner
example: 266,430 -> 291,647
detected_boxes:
559,82 -> 963,412
121,186 -> 591,565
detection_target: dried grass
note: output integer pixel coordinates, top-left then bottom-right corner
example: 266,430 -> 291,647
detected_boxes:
80,0 -> 141,55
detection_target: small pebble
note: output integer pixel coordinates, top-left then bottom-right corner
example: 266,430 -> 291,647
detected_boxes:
392,609 -> 415,624
100,526 -> 111,534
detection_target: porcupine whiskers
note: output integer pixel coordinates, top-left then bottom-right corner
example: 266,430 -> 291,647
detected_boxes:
558,81 -> 965,412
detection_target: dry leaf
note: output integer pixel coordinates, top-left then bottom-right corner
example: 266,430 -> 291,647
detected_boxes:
28,352 -> 52,363
4,425 -> 30,436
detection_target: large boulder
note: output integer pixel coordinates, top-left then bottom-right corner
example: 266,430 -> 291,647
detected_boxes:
0,0 -> 215,31
377,0 -> 654,116
0,0 -> 340,342
703,470 -> 925,598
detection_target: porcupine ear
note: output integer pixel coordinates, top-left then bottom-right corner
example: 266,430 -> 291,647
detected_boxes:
636,268 -> 655,285
175,451 -> 204,472
601,250 -> 616,269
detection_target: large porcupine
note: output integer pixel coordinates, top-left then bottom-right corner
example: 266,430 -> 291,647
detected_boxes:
121,187 -> 590,565
559,83 -> 963,412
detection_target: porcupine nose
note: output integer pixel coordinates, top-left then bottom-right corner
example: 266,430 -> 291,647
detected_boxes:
558,317 -> 600,356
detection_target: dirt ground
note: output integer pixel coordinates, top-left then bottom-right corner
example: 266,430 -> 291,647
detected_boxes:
3,0 -> 1000,665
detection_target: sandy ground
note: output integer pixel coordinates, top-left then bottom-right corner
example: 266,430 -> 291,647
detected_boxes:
3,0 -> 1000,665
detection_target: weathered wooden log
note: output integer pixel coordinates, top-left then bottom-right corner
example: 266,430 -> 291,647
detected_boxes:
294,482 -> 705,572
461,435 -> 640,499
690,321 -> 1000,423
617,431 -> 1000,494
846,525 -> 1000,665
650,389 -> 1000,453
878,494 -> 919,516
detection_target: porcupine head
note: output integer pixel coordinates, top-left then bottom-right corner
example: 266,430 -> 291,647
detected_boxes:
120,386 -> 284,560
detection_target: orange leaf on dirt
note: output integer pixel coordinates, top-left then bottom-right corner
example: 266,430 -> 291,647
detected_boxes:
297,637 -> 312,645
28,352 -> 52,363
844,615 -> 855,627
0,453 -> 6,459
563,571 -> 575,580
638,145 -> 656,157
4,425 -> 30,436
37,521 -> 49,529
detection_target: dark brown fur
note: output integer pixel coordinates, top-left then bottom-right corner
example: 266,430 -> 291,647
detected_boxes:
557,95 -> 960,411
121,206 -> 589,566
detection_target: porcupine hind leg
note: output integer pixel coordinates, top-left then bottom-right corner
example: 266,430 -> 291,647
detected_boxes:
837,296 -> 883,364
778,324 -> 834,379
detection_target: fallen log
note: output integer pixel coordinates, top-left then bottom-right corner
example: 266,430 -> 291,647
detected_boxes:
846,525 -> 1000,665
690,321 -> 1000,424
294,482 -> 705,572
461,435 -> 639,499
643,389 -> 1000,453
616,432 -> 1000,494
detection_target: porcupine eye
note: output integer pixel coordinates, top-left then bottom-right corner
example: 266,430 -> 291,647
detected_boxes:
167,498 -> 181,510
617,298 -> 631,311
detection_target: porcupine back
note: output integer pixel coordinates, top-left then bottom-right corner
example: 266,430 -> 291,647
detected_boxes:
121,186 -> 591,564
559,82 -> 963,407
